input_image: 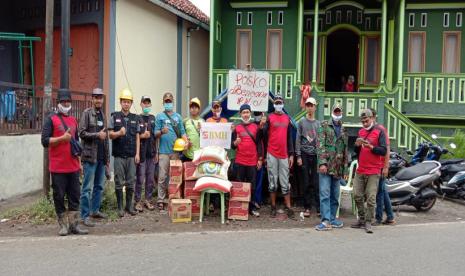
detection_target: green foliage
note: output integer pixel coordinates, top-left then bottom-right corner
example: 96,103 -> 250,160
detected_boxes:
448,130 -> 465,159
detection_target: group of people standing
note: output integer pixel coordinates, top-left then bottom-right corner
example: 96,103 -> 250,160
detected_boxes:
41,87 -> 395,236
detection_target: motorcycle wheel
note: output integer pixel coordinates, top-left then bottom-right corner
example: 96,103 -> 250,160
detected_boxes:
414,197 -> 436,211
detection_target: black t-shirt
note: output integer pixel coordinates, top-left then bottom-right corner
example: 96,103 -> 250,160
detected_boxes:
96,111 -> 105,161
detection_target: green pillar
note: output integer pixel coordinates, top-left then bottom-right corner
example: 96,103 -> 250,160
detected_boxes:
208,0 -> 215,101
296,0 -> 304,84
397,0 -> 405,84
380,0 -> 387,85
312,0 -> 319,84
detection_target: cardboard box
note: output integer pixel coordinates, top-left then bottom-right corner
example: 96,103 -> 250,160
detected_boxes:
188,196 -> 201,217
168,182 -> 183,199
169,199 -> 192,223
183,162 -> 197,181
230,182 -> 251,202
184,180 -> 201,198
228,200 -> 249,221
170,160 -> 183,177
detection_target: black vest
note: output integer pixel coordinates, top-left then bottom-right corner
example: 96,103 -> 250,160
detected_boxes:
111,112 -> 139,158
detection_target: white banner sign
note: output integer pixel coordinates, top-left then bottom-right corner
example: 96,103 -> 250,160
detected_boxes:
200,122 -> 232,149
227,70 -> 270,112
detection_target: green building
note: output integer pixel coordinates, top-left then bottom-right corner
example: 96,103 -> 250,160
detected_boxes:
209,0 -> 465,150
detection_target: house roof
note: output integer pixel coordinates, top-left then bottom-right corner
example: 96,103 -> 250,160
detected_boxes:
162,0 -> 210,25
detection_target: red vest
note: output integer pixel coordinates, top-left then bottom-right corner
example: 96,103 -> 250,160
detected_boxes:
356,125 -> 384,175
49,115 -> 80,173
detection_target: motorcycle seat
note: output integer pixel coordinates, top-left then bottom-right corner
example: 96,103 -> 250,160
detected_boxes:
447,164 -> 465,174
440,159 -> 464,166
395,162 -> 439,181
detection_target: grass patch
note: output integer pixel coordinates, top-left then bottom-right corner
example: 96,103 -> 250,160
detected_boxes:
1,181 -> 120,224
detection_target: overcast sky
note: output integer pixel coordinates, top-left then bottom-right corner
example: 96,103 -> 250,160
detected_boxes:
190,0 -> 210,16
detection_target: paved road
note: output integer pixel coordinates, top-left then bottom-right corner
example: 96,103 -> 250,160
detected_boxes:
1,221 -> 464,276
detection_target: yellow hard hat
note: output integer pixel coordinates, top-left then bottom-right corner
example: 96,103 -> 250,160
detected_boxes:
189,97 -> 201,108
119,88 -> 133,101
173,138 -> 187,152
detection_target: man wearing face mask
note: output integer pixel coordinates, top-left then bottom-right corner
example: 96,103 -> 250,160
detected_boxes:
154,92 -> 187,211
183,97 -> 204,162
108,88 -> 142,217
315,104 -> 349,231
41,88 -> 88,236
351,109 -> 387,234
296,97 -> 321,218
232,104 -> 263,217
260,96 -> 295,219
206,101 -> 228,123
78,88 -> 110,227
134,96 -> 157,212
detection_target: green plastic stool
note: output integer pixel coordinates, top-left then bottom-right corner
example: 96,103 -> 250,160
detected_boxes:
199,189 -> 226,224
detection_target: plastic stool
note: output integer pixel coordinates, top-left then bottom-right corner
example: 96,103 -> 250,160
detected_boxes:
199,189 -> 225,224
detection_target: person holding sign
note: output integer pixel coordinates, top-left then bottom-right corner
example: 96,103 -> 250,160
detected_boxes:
183,97 -> 204,162
231,104 -> 263,217
154,92 -> 187,211
206,101 -> 228,123
260,96 -> 295,219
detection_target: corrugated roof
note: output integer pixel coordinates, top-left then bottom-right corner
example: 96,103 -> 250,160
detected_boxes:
162,0 -> 209,24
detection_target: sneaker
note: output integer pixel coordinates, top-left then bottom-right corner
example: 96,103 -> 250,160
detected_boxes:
350,220 -> 366,229
253,202 -> 261,209
372,220 -> 382,226
315,221 -> 332,231
303,209 -> 311,218
250,210 -> 260,217
365,222 -> 374,234
91,211 -> 108,219
270,206 -> 277,218
330,219 -> 344,228
285,207 -> 295,219
383,219 -> 396,225
144,200 -> 155,211
134,201 -> 143,212
82,217 -> 95,227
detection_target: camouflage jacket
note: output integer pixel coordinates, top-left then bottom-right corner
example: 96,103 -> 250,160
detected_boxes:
317,120 -> 349,178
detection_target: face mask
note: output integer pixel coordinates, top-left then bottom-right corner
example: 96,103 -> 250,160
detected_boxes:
214,111 -> 221,118
332,114 -> 342,122
241,117 -> 251,124
58,103 -> 72,115
274,104 -> 284,112
363,121 -> 374,131
164,103 -> 173,111
143,107 -> 151,114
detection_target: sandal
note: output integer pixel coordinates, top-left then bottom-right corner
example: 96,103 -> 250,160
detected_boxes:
157,202 -> 164,211
144,200 -> 155,211
303,209 -> 311,218
134,201 -> 143,212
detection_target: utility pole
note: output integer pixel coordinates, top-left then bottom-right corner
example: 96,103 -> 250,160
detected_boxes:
42,0 -> 54,198
61,0 -> 70,89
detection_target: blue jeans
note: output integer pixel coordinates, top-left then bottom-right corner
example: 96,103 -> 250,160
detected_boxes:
375,177 -> 394,222
80,161 -> 106,219
319,174 -> 340,223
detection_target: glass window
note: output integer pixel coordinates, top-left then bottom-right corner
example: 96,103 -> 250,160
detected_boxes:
267,30 -> 282,70
365,36 -> 380,84
236,30 -> 252,69
408,32 -> 425,72
267,11 -> 272,25
443,32 -> 461,73
236,12 -> 242,25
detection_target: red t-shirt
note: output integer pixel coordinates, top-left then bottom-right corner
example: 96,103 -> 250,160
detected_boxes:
49,115 -> 80,173
345,83 -> 354,92
377,124 -> 390,163
267,113 -> 290,159
235,123 -> 259,166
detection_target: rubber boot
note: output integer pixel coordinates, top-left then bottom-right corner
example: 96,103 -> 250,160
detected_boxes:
68,211 -> 89,235
125,189 -> 137,216
116,189 -> 125,217
57,213 -> 68,236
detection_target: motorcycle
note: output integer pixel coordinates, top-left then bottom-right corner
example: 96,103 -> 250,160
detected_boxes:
386,161 -> 441,211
